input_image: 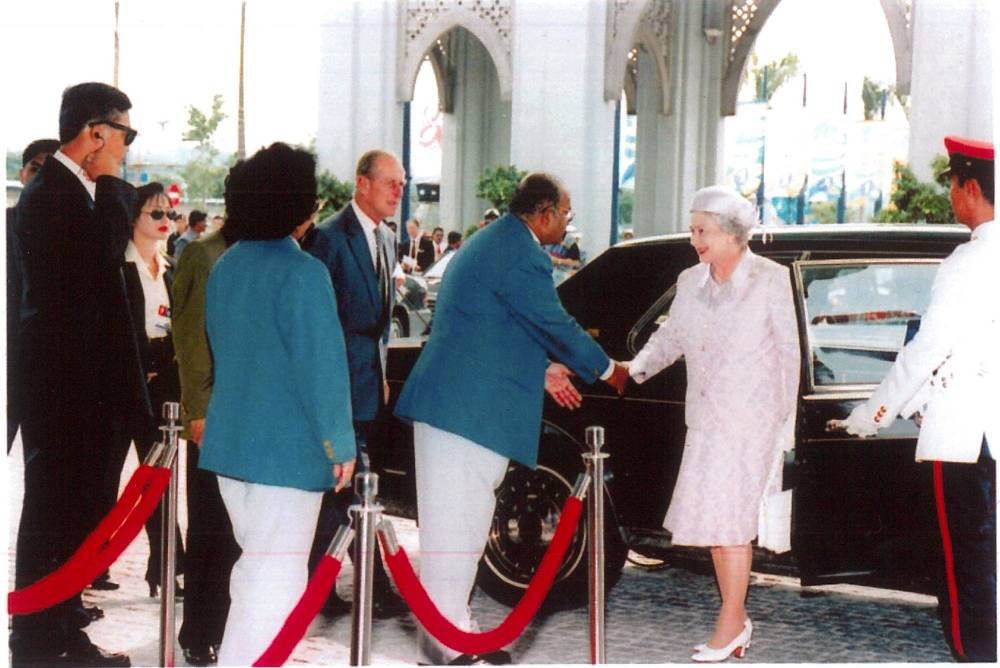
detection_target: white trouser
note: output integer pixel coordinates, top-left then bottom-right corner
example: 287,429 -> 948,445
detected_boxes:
216,476 -> 324,666
413,421 -> 510,664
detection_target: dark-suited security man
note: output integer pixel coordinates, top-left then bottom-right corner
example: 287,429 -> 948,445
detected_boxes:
7,138 -> 60,452
841,136 -> 997,661
11,82 -> 150,668
304,149 -> 407,617
395,172 -> 629,664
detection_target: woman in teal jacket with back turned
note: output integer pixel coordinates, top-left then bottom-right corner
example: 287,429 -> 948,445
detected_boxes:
198,143 -> 356,666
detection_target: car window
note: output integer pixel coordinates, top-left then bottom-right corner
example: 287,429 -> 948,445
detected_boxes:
626,285 -> 677,356
794,259 -> 941,389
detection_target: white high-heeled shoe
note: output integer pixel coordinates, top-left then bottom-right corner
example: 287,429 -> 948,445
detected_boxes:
691,619 -> 753,662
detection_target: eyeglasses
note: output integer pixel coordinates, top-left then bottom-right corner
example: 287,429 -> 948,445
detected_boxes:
88,120 -> 138,146
546,205 -> 575,223
141,209 -> 178,221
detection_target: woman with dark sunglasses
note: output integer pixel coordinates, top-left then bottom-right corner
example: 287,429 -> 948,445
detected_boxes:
100,181 -> 186,597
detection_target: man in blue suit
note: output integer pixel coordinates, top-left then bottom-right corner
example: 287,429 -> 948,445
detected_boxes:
304,149 -> 407,617
395,172 -> 629,664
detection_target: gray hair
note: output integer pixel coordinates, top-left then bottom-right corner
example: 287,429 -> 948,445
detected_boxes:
690,185 -> 757,247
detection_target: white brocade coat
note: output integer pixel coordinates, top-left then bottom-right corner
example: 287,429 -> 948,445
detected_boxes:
630,250 -> 800,545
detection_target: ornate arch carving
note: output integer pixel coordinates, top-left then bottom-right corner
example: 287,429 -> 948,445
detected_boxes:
397,0 -> 512,104
604,0 -> 673,114
878,0 -> 912,95
720,0 -> 781,116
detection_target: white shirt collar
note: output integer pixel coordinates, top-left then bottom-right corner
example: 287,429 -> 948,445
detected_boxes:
53,149 -> 96,200
972,219 -> 996,242
351,199 -> 379,234
125,240 -> 166,281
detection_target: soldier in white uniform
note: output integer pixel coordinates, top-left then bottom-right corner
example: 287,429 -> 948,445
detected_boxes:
841,136 -> 997,662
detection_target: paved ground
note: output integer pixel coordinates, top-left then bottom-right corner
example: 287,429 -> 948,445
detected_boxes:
7,435 -> 955,665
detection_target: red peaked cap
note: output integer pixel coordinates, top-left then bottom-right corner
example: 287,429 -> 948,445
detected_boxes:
944,136 -> 994,161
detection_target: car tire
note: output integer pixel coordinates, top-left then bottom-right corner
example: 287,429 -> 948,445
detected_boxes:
476,426 -> 628,610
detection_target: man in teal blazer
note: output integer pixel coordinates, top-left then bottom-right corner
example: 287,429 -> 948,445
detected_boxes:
395,172 -> 628,664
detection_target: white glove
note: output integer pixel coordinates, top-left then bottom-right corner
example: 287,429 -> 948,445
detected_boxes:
842,403 -> 880,438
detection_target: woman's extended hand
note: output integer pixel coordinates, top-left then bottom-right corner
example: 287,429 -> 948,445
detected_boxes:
333,459 -> 357,493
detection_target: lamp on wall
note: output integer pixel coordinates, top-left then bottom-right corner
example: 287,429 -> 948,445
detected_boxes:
702,0 -> 724,43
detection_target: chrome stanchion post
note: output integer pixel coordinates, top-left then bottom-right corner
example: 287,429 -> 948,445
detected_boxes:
350,472 -> 381,666
583,426 -> 608,664
158,401 -> 181,667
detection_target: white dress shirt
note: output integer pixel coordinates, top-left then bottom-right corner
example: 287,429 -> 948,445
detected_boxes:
125,241 -> 171,339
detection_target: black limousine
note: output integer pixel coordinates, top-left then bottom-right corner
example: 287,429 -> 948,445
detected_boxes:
371,223 -> 969,608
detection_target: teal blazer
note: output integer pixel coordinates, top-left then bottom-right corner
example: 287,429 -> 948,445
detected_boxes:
394,214 -> 610,467
200,237 -> 356,491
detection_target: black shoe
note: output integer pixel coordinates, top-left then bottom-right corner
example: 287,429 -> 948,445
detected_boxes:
87,578 -> 120,591
447,651 -> 512,665
182,645 -> 219,666
319,594 -> 353,619
371,589 -> 408,620
71,604 -> 104,628
61,640 -> 131,667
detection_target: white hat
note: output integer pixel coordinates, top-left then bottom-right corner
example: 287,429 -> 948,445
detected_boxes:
690,185 -> 757,231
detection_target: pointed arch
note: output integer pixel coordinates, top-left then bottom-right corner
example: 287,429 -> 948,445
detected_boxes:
397,8 -> 511,104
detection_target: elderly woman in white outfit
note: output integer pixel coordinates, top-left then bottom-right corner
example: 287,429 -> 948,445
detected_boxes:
628,186 -> 799,662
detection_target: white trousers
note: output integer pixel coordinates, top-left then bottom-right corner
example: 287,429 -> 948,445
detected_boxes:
413,422 -> 509,663
216,476 -> 323,666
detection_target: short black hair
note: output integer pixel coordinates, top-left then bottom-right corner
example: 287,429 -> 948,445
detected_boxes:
189,210 -> 208,226
508,172 -> 563,218
58,82 -> 132,144
447,231 -> 462,245
225,142 -> 317,240
132,182 -> 166,221
22,139 -> 60,166
953,161 -> 995,206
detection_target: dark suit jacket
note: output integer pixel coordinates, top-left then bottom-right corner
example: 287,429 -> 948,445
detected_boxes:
123,260 -> 180,404
305,204 -> 397,422
15,157 -> 150,423
399,235 -> 435,273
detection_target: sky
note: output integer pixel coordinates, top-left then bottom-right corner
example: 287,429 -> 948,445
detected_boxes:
2,0 -> 899,168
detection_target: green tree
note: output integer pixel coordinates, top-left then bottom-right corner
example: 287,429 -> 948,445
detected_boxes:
874,156 -> 955,224
476,165 -> 526,212
316,170 -> 353,219
748,52 -> 799,103
862,76 -> 893,121
617,188 -> 634,227
178,95 -> 231,206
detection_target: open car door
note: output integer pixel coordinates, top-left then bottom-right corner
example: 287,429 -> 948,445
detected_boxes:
790,258 -> 944,593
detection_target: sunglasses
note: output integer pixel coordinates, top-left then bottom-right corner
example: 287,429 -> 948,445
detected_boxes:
142,209 -> 178,221
88,119 -> 138,146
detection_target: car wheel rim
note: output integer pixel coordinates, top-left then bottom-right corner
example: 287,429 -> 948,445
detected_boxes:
481,463 -> 586,590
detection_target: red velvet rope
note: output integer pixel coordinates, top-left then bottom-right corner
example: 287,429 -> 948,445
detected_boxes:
253,555 -> 345,667
76,464 -> 155,564
381,496 -> 584,655
8,467 -> 171,615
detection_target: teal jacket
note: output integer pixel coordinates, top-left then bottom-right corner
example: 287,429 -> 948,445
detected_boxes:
394,214 -> 610,467
200,237 -> 356,491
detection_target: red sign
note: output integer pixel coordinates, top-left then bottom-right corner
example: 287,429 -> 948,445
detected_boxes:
167,183 -> 182,207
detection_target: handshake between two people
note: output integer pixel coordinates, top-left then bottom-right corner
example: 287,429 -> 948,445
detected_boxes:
545,360 -> 630,410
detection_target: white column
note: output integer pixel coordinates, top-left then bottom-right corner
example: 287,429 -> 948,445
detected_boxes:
317,2 -> 404,181
509,0 -> 617,260
907,0 -> 994,180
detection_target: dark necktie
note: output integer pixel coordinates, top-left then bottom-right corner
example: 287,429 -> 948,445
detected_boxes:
374,226 -> 390,311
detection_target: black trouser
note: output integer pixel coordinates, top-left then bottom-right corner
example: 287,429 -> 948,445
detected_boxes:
104,373 -> 185,585
309,419 -> 394,598
10,412 -> 124,657
178,441 -> 241,651
934,440 -> 996,662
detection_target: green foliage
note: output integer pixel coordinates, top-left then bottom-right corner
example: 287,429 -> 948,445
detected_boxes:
809,201 -> 838,225
861,76 -> 891,121
873,158 -> 955,224
476,165 -> 526,212
316,170 -> 354,219
178,95 -> 231,206
617,188 -> 634,227
750,52 -> 799,103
